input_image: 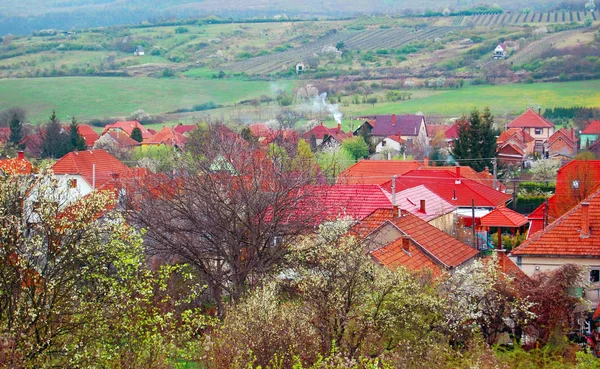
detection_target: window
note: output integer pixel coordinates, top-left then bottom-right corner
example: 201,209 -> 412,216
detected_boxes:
591,269 -> 600,283
535,128 -> 542,135
381,140 -> 386,147
516,256 -> 522,266
68,179 -> 77,188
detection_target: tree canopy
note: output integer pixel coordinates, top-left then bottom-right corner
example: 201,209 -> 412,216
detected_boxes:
452,107 -> 498,172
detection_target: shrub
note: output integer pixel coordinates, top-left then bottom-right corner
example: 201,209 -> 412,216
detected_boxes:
175,26 -> 189,34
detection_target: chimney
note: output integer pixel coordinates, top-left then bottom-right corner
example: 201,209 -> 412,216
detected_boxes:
424,157 -> 429,167
420,199 -> 426,213
401,236 -> 411,252
538,107 -> 541,116
391,175 -> 397,206
581,202 -> 590,238
455,165 -> 461,178
452,189 -> 457,200
484,166 -> 489,174
17,151 -> 24,160
393,205 -> 400,218
571,127 -> 574,139
392,114 -> 396,126
320,122 -> 323,126
337,123 -> 341,132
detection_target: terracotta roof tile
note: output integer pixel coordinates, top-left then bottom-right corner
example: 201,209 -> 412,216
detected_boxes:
102,120 -> 152,139
52,150 -> 131,189
303,122 -> 343,140
102,131 -> 141,147
371,238 -> 443,277
249,123 -> 272,137
513,188 -> 600,257
480,206 -> 528,228
0,157 -> 34,174
337,160 -> 422,185
64,124 -> 99,147
388,185 -> 456,222
581,121 -> 600,135
354,209 -> 479,268
173,124 -> 197,135
507,109 -> 554,129
144,126 -> 187,147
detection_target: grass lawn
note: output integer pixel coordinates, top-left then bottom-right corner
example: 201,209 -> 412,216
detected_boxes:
344,80 -> 600,117
0,77 -> 294,123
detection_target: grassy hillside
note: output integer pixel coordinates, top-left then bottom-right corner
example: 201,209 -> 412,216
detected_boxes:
0,77 -> 293,122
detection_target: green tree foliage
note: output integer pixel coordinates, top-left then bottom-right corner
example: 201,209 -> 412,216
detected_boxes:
451,107 -> 498,172
342,136 -> 369,161
130,126 -> 143,142
69,116 -> 86,151
8,113 -> 23,147
316,142 -> 354,183
0,170 -> 205,367
240,126 -> 257,145
41,110 -> 70,159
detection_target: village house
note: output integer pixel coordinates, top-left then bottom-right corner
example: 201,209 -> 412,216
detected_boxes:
173,123 -> 198,137
506,108 -> 555,155
370,114 -> 427,146
95,130 -> 142,150
64,124 -> 99,149
351,207 -> 479,277
493,43 -> 507,59
426,123 -> 458,149
248,123 -> 273,142
512,188 -> 600,305
388,185 -> 457,233
337,160 -> 422,185
51,150 -> 132,201
302,122 -> 346,146
143,126 -> 187,148
580,121 -> 600,149
527,160 -> 600,237
0,152 -> 34,175
496,128 -> 535,166
134,46 -> 145,56
544,128 -> 577,160
103,120 -> 153,140
375,134 -> 405,157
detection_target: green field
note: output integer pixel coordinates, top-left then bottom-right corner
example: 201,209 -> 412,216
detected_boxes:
344,80 -> 600,117
0,77 -> 293,123
1,77 -> 598,124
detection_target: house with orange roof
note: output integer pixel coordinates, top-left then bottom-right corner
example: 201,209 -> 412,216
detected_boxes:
506,109 -> 555,155
95,131 -> 141,150
580,121 -> 600,149
248,123 -> 273,141
527,160 -> 600,238
512,188 -> 600,304
0,152 -> 34,175
544,128 -> 577,160
51,150 -> 132,200
64,124 -> 99,149
352,208 -> 479,276
302,122 -> 345,146
143,126 -> 187,148
337,160 -> 422,185
102,120 -> 153,140
173,123 -> 197,136
375,134 -> 405,156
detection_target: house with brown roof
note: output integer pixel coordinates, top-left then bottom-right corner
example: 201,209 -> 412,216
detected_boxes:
51,150 -> 132,201
351,208 -> 479,276
545,128 -> 577,160
512,188 -> 600,304
506,109 -> 555,155
370,114 -> 427,146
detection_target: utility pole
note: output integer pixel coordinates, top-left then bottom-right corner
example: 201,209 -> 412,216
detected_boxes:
492,157 -> 498,190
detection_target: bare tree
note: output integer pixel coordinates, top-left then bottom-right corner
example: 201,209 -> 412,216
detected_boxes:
127,124 -> 319,315
276,109 -> 303,129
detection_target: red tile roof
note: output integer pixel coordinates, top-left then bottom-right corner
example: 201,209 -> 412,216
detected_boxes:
301,185 -> 393,224
513,188 -> 600,257
102,120 -> 152,139
371,238 -> 443,277
302,122 -> 343,140
355,209 -> 478,268
0,127 -> 9,143
581,121 -> 600,135
102,131 -> 141,147
249,123 -> 272,138
0,157 -> 34,174
337,160 -> 422,185
173,124 -> 197,135
385,134 -> 405,143
64,124 -> 99,147
497,128 -> 534,144
144,126 -> 187,147
388,185 -> 456,222
546,128 -> 577,149
52,150 -> 131,189
381,169 -> 512,207
507,109 -> 554,129
480,206 -> 528,228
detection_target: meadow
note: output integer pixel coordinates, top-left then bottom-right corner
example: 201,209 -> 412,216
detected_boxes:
0,77 -> 293,123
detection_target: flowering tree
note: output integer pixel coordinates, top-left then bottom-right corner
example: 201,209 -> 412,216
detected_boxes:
0,168 -> 204,367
